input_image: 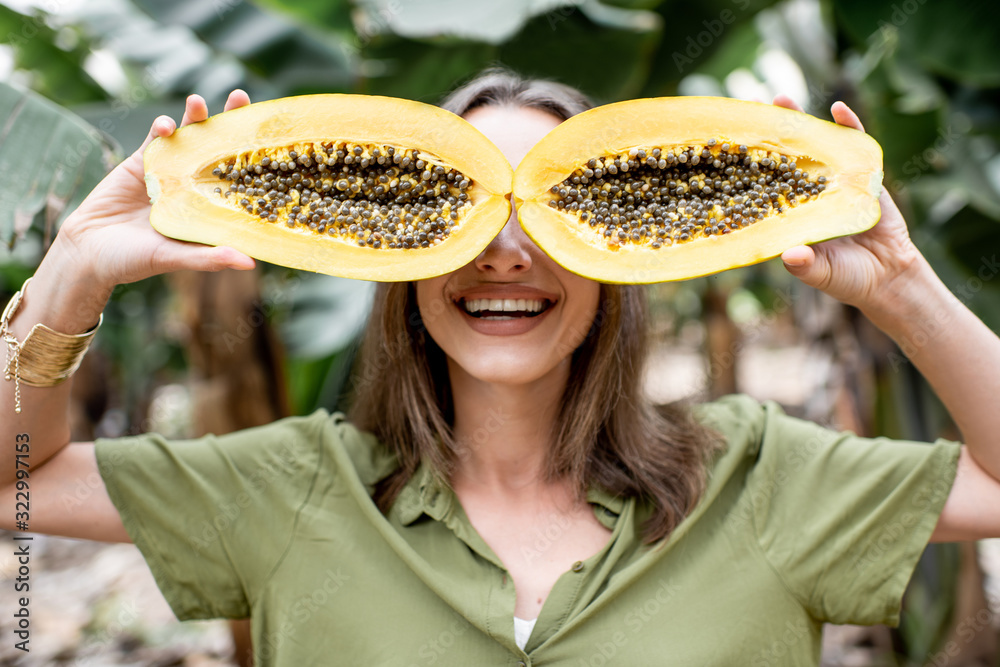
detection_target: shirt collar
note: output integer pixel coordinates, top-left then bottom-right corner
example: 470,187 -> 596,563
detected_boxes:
587,485 -> 625,516
394,461 -> 453,526
393,461 -> 626,527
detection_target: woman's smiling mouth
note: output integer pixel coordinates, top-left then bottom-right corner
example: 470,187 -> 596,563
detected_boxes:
448,287 -> 560,335
461,298 -> 552,319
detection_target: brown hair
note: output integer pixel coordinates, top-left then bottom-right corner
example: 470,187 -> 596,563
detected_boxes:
348,69 -> 723,543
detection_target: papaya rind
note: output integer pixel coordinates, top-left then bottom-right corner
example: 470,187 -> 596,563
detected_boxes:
144,94 -> 514,281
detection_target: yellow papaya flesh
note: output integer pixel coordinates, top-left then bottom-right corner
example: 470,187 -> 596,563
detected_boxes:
513,97 -> 883,283
146,95 -> 882,284
144,94 -> 512,281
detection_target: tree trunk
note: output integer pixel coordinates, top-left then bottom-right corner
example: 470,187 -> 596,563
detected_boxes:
703,281 -> 739,398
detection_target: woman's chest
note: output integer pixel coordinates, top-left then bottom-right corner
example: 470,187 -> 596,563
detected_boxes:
267,480 -> 822,665
459,497 -> 614,619
256,530 -> 822,666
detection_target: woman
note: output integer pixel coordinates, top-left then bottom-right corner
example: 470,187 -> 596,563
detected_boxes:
2,70 -> 999,665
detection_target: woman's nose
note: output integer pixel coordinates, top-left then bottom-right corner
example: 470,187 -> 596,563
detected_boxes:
474,205 -> 534,275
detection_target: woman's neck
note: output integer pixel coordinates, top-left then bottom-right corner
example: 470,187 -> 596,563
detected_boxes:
448,356 -> 568,494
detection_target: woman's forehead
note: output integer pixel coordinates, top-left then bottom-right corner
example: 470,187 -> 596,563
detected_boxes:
462,105 -> 563,169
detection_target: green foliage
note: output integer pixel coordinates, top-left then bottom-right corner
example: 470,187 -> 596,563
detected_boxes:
0,5 -> 109,105
250,0 -> 672,102
360,37 -> 494,101
0,80 -> 116,250
691,21 -> 763,82
641,0 -> 780,96
285,349 -> 359,414
833,4 -> 1000,333
132,0 -> 355,97
251,0 -> 353,37
498,7 -> 661,102
266,271 -> 374,413
834,0 -> 1000,87
279,274 -> 374,359
350,0 -> 578,44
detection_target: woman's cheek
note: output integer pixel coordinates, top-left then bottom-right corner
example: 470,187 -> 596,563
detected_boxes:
415,276 -> 452,333
561,280 -> 601,351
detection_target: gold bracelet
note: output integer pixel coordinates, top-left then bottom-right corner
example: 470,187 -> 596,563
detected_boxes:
1,277 -> 102,413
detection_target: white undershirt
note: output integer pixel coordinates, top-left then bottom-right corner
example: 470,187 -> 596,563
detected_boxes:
513,617 -> 538,651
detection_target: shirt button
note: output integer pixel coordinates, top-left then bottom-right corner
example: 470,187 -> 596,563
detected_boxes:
571,561 -> 584,573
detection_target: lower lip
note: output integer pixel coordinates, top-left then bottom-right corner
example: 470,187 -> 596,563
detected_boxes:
456,302 -> 554,335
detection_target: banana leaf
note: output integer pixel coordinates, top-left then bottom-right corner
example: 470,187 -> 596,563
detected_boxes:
0,80 -> 116,251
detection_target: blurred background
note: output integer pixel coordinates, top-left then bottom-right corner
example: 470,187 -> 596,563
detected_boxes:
0,0 -> 998,664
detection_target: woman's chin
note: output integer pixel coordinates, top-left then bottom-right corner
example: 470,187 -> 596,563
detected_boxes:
447,352 -> 563,388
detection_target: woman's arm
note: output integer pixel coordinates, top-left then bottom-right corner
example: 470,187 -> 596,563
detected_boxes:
775,97 -> 1000,541
0,442 -> 131,540
0,91 -> 255,539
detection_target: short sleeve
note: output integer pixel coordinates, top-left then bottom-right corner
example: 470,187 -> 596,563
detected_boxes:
744,400 -> 960,626
94,411 -> 336,620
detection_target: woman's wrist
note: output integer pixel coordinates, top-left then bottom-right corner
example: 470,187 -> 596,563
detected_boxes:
859,254 -> 960,351
11,237 -> 113,337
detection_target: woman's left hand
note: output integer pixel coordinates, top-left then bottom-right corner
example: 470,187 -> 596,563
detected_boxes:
773,103 -> 1000,546
773,95 -> 923,311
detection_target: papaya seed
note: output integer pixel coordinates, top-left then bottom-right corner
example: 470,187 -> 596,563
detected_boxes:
550,141 -> 826,249
212,141 -> 473,250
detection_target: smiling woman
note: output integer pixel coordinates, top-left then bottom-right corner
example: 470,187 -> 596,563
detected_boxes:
2,68 -> 1000,667
355,92 -> 720,559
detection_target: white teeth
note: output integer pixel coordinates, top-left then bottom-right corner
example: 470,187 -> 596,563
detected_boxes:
462,298 -> 547,314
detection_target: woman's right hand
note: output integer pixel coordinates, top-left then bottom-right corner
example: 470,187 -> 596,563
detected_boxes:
53,90 -> 256,293
0,91 -> 258,495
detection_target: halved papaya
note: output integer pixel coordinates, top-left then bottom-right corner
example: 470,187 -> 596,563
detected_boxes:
144,94 -> 513,281
513,97 -> 883,283
145,95 -> 882,284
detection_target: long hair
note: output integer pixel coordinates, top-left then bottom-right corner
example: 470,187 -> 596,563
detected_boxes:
348,68 -> 723,543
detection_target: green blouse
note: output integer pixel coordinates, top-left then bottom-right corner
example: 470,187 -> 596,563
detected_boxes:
95,394 -> 960,666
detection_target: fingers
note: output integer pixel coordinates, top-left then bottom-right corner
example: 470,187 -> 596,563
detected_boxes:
137,90 -> 251,156
781,244 -> 830,290
137,115 -> 176,154
224,89 -> 251,112
878,186 -> 902,218
155,241 -> 257,274
180,94 -> 209,127
202,246 -> 256,272
772,96 -> 868,134
137,94 -> 207,157
831,101 -> 865,133
781,245 -> 814,269
772,94 -> 803,113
